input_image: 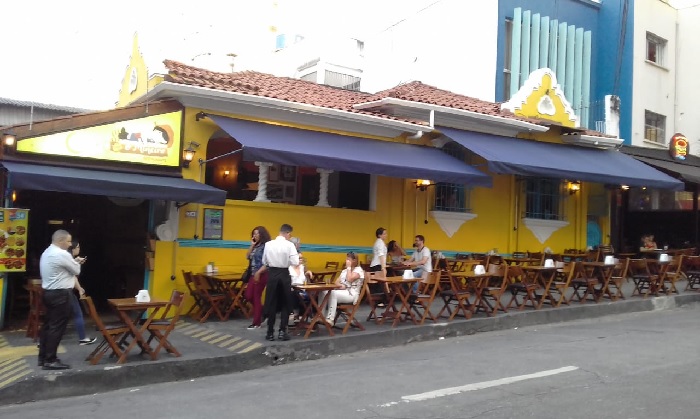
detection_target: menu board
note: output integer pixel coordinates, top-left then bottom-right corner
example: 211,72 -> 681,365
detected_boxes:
0,208 -> 29,272
202,208 -> 223,240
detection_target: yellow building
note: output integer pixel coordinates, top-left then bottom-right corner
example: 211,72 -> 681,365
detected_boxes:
0,48 -> 682,324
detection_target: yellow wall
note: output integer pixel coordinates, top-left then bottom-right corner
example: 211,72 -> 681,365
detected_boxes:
146,106 -> 595,306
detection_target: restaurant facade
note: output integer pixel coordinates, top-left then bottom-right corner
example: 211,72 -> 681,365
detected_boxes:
0,56 -> 682,323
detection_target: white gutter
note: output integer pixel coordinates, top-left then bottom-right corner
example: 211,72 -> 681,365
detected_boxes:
353,97 -> 548,133
560,133 -> 624,149
135,82 -> 428,133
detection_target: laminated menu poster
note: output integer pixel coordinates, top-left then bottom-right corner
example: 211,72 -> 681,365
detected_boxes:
0,208 -> 29,272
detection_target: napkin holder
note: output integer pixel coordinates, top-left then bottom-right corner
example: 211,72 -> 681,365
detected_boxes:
474,264 -> 486,275
544,259 -> 555,268
659,253 -> 670,262
604,255 -> 615,265
135,290 -> 151,303
403,269 -> 414,279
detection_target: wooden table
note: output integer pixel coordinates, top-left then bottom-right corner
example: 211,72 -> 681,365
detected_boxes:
521,266 -> 558,309
502,257 -> 541,266
373,276 -> 422,326
201,273 -> 250,318
451,271 -> 496,315
292,283 -> 340,338
107,298 -> 169,363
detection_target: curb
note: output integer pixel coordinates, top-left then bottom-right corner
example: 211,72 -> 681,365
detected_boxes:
2,293 -> 699,405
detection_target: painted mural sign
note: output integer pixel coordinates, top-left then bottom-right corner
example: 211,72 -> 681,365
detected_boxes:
17,111 -> 182,167
0,208 -> 29,272
669,133 -> 689,161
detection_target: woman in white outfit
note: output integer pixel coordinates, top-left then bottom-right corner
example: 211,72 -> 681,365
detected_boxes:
319,252 -> 364,324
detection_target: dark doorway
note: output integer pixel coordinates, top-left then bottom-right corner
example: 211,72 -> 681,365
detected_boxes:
15,190 -> 149,310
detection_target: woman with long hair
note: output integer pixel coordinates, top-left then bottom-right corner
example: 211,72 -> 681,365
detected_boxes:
246,226 -> 272,329
66,242 -> 96,345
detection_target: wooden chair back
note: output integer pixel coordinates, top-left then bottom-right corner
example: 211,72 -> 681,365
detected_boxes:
26,281 -> 45,341
436,270 -> 473,321
192,274 -> 228,322
325,261 -> 340,270
182,270 -> 204,317
412,271 -> 441,324
334,276 -> 367,334
82,296 -> 130,365
147,290 -> 185,358
364,271 -> 387,322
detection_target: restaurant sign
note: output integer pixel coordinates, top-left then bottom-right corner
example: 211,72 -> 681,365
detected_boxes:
0,208 -> 29,272
17,111 -> 182,167
669,133 -> 689,161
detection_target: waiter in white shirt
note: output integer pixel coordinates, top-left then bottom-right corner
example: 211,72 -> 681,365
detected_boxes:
38,230 -> 85,370
262,224 -> 299,341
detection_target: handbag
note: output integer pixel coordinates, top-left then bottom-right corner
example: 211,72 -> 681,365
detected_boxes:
241,262 -> 253,283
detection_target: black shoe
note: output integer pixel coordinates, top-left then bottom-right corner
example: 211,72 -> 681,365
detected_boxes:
278,331 -> 290,341
265,333 -> 275,341
42,361 -> 70,370
38,359 -> 44,367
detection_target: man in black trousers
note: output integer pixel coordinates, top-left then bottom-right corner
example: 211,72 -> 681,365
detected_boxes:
262,224 -> 299,341
38,229 -> 84,370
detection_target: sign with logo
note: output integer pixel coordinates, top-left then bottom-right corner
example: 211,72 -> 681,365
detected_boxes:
202,208 -> 223,240
669,133 -> 689,161
0,208 -> 29,272
17,111 -> 182,167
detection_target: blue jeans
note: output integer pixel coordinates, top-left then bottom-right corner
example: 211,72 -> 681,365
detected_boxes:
411,268 -> 424,293
69,291 -> 87,340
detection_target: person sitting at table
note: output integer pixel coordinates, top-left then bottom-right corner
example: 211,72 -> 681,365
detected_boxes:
387,240 -> 407,264
640,234 -> 658,250
289,238 -> 313,325
404,234 -> 432,293
318,252 -> 364,325
246,226 -> 272,330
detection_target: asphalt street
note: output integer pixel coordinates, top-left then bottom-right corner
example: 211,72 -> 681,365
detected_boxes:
2,306 -> 699,419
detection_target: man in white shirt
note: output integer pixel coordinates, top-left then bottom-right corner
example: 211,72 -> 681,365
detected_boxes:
39,230 -> 84,370
262,224 -> 299,341
406,235 -> 432,292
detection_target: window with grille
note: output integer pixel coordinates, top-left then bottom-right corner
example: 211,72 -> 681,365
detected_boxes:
646,32 -> 666,66
644,110 -> 666,144
433,143 -> 471,212
324,70 -> 361,91
523,178 -> 564,220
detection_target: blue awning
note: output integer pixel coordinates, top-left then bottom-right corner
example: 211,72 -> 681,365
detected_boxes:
2,162 -> 226,205
209,116 -> 492,187
439,126 -> 684,190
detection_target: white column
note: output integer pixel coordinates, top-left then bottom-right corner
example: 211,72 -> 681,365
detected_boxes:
316,168 -> 333,207
254,162 -> 273,202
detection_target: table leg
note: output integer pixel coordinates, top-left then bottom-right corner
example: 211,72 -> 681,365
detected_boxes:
115,308 -> 162,363
305,290 -> 335,338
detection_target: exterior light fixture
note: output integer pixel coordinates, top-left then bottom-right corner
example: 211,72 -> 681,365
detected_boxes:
2,129 -> 17,153
182,141 -> 200,168
620,185 -> 630,191
567,180 -> 581,195
223,169 -> 230,178
415,179 -> 433,191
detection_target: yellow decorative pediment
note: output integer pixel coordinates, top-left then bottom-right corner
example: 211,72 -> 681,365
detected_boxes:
501,68 -> 579,128
117,33 -> 150,108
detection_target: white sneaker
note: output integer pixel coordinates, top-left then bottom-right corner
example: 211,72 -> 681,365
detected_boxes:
79,337 -> 97,346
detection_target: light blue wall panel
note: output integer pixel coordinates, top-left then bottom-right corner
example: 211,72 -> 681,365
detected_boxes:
530,13 -> 541,76
520,10 -> 532,86
549,19 -> 559,74
582,31 -> 592,129
540,16 -> 550,68
510,8 -> 523,98
573,27 -> 584,119
557,22 -> 568,88
565,25 -> 576,100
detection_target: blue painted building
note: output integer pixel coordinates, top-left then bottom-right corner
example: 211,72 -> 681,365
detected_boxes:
496,0 -> 634,144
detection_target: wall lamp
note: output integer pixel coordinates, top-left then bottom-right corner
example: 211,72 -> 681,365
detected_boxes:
620,185 -> 630,191
182,141 -> 200,168
223,169 -> 230,178
415,179 -> 434,191
2,129 -> 17,153
567,180 -> 581,195
195,112 -> 207,122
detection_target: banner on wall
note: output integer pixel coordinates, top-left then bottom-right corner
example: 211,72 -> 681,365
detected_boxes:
17,111 -> 182,167
0,208 -> 29,272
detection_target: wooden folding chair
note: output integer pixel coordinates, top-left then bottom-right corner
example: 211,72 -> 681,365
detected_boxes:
437,270 -> 473,321
364,271 -> 388,322
25,281 -> 45,341
479,264 -> 507,316
506,265 -> 539,310
192,274 -> 228,322
568,263 -> 599,303
182,270 -> 204,317
684,256 -> 700,291
629,259 -> 659,298
607,258 -> 630,300
409,271 -> 441,324
660,255 -> 684,294
333,276 -> 367,334
325,261 -> 340,270
146,290 -> 185,358
548,262 -> 576,306
82,296 -> 130,365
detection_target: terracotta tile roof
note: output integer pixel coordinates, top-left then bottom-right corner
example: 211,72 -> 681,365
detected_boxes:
365,81 -> 539,124
163,60 -> 607,134
163,60 -> 419,124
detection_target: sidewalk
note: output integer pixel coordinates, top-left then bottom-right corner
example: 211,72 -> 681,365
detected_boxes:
2,279 -> 699,405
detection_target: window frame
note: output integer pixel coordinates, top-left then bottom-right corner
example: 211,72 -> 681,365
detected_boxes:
522,178 -> 566,221
644,110 -> 666,144
646,32 -> 667,66
432,143 -> 472,213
